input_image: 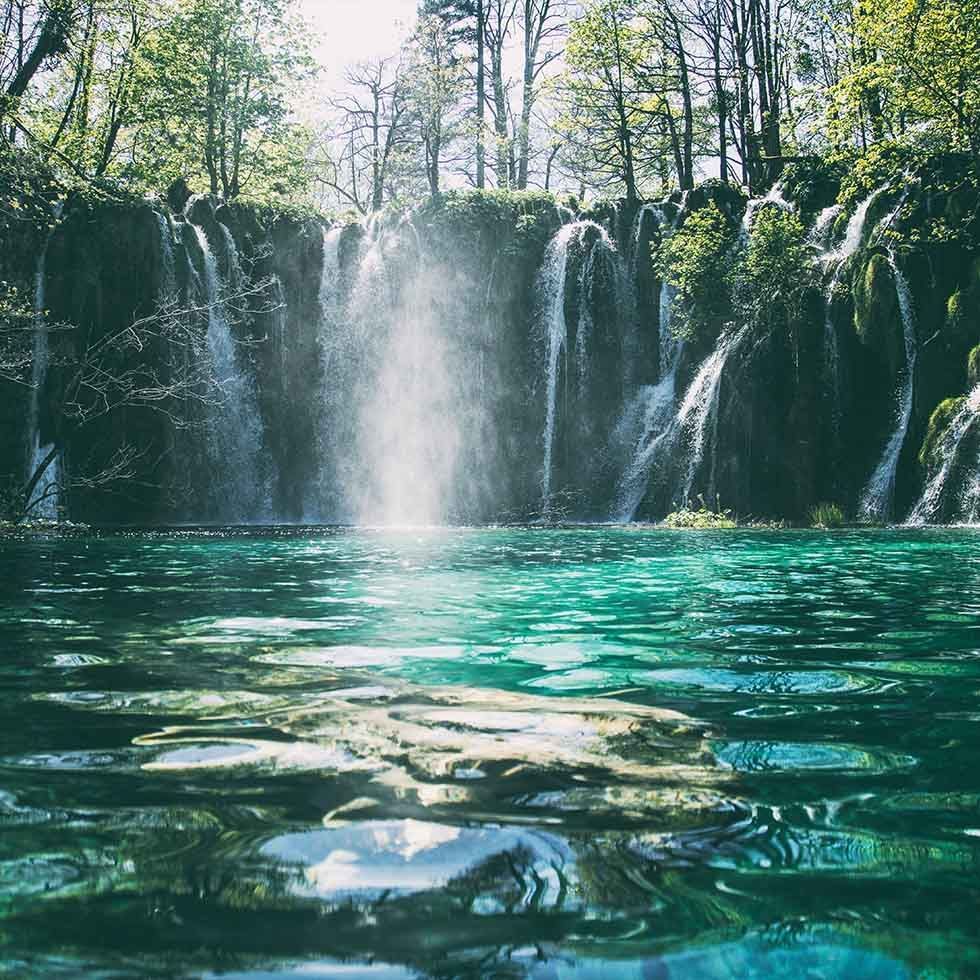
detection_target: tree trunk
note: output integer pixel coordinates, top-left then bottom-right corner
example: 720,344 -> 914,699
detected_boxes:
476,0 -> 486,188
5,5 -> 72,102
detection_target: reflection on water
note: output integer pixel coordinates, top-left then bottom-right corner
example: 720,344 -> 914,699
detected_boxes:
2,527 -> 980,977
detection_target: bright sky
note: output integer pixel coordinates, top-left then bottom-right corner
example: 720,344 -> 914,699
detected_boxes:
299,0 -> 419,88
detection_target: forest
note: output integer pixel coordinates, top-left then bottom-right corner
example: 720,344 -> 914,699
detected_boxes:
1,0 -> 976,210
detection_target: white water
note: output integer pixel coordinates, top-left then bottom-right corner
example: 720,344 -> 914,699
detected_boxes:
858,254 -> 917,521
824,190 -> 882,269
613,281 -> 682,521
907,385 -> 980,525
811,204 -> 843,249
817,191 -> 884,443
307,226 -> 346,521
349,218 -> 464,526
536,220 -> 618,512
189,221 -> 269,522
675,327 -> 746,506
155,211 -> 178,301
25,203 -> 65,519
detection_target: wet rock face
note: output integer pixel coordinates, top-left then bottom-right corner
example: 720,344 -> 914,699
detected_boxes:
3,162 -> 979,525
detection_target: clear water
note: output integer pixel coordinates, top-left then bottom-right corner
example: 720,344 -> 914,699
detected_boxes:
2,527 -> 980,978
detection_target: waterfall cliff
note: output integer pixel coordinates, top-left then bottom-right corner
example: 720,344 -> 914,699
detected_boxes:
1,161 -> 978,526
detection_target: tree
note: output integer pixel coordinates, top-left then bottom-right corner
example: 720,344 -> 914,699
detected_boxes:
484,0 -> 518,187
140,0 -> 314,200
559,0 -> 657,202
321,56 -> 412,212
515,0 -> 567,188
833,0 -> 980,156
420,0 -> 487,187
405,15 -> 467,197
1,0 -> 79,107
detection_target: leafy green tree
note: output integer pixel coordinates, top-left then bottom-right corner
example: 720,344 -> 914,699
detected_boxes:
558,0 -> 653,202
405,15 -> 468,197
137,0 -> 315,201
832,0 -> 980,156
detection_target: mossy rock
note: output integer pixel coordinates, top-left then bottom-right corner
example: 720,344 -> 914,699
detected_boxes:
944,183 -> 979,224
968,345 -> 980,387
946,290 -> 971,345
853,252 -> 902,374
919,396 -> 965,468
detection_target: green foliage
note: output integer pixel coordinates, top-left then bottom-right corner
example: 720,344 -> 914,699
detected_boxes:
420,188 -> 558,256
657,201 -> 735,345
779,158 -> 846,218
831,0 -> 980,158
968,345 -> 980,387
808,502 -> 845,528
735,207 -> 814,330
920,397 -> 966,467
662,506 -> 737,529
833,142 -> 921,212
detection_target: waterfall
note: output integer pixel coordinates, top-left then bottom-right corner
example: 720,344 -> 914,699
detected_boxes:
612,282 -> 682,521
348,216 -> 465,526
811,204 -> 843,250
831,190 -> 882,266
907,385 -> 980,525
188,220 -> 270,522
675,327 -> 746,506
537,223 -> 573,511
818,191 -> 884,455
155,211 -> 178,301
613,324 -> 743,521
307,225 -> 346,521
858,254 -> 917,522
25,203 -> 64,519
536,220 -> 620,513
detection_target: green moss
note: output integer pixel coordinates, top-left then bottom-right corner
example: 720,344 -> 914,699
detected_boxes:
919,397 -> 966,468
968,345 -> 980,387
853,252 -> 901,369
947,290 -> 966,331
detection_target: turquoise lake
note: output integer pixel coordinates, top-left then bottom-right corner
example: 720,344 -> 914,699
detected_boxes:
2,527 -> 980,978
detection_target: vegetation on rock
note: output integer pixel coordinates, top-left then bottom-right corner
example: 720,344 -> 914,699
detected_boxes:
662,507 -> 737,529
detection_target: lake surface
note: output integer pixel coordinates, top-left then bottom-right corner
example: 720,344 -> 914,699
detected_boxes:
2,527 -> 980,978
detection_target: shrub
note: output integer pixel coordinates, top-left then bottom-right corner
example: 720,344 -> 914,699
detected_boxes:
656,201 -> 736,346
662,507 -> 737,529
808,502 -> 845,528
735,207 -> 814,331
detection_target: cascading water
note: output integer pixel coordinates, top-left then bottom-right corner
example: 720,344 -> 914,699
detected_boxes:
811,204 -> 843,250
674,327 -> 747,507
858,253 -> 917,522
612,281 -> 682,521
537,223 -> 573,512
306,225 -> 347,521
348,216 -> 466,526
188,220 -> 270,522
906,384 -> 980,525
818,190 -> 884,452
155,211 -> 178,301
25,202 -> 65,519
536,220 -> 621,514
